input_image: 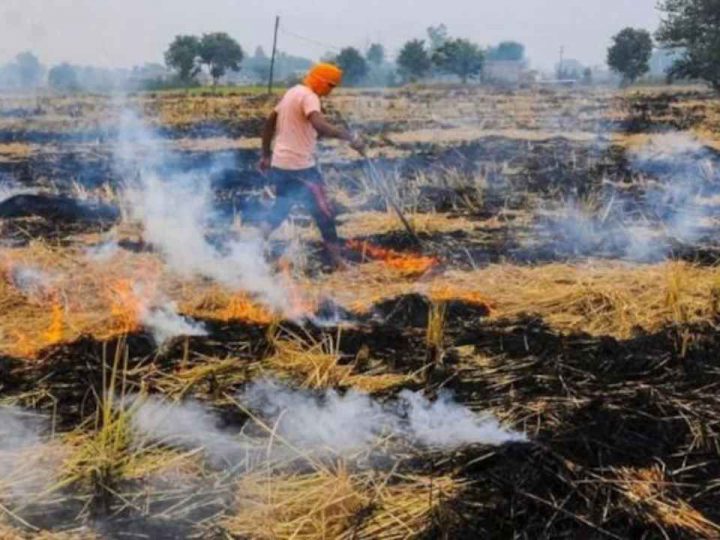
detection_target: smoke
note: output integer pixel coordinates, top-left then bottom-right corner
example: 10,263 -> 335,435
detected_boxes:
398,389 -> 526,447
243,380 -> 394,453
0,407 -> 58,502
0,178 -> 36,204
120,280 -> 206,345
85,240 -> 119,262
131,396 -> 245,466
243,379 -> 525,452
628,133 -> 718,246
129,381 -> 523,470
141,303 -> 207,346
8,266 -> 55,296
535,133 -> 720,262
0,407 -> 43,454
115,111 -> 288,312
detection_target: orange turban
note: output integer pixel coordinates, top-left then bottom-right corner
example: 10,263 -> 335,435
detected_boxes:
304,63 -> 343,96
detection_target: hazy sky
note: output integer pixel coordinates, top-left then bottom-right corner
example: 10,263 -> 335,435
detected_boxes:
1,0 -> 661,71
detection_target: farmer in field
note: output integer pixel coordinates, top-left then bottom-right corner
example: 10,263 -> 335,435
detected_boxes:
258,63 -> 365,268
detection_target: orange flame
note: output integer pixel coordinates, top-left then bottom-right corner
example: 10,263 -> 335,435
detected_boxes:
219,293 -> 274,324
346,239 -> 438,277
10,331 -> 35,359
428,285 -> 496,313
106,279 -> 142,335
44,295 -> 64,345
278,257 -> 317,320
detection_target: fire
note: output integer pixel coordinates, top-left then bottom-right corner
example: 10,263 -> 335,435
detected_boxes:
346,239 -> 438,277
44,295 -> 65,345
219,293 -> 274,325
106,279 -> 143,335
9,331 -> 35,359
278,257 -> 318,320
428,285 -> 496,313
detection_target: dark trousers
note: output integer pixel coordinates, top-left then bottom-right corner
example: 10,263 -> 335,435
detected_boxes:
264,167 -> 339,244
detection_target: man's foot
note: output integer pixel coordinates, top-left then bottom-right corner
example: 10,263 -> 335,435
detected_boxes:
324,242 -> 348,271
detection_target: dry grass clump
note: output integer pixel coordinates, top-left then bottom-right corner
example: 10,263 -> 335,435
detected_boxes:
178,284 -> 275,325
150,356 -> 256,400
337,211 -> 474,238
222,465 -> 462,540
265,328 -> 411,393
54,347 -> 204,514
0,522 -> 99,540
441,260 -> 720,339
349,474 -> 462,540
0,241 -> 164,358
615,466 -> 720,538
426,301 -> 447,367
223,464 -> 369,539
0,521 -> 24,540
0,522 -> 97,540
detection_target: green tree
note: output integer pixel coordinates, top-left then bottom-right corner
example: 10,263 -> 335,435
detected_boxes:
366,43 -> 385,66
15,52 -> 44,89
199,32 -> 244,85
164,35 -> 201,83
397,39 -> 431,82
656,0 -> 720,91
48,63 -> 79,92
432,38 -> 484,83
607,28 -> 653,84
426,24 -> 449,54
335,47 -> 368,85
487,41 -> 525,61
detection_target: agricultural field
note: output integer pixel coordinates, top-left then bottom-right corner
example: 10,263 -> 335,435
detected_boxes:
1,83 -> 720,539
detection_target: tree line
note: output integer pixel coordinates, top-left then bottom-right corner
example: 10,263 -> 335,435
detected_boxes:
164,24 -> 516,87
607,0 -> 720,90
1,0 -> 718,93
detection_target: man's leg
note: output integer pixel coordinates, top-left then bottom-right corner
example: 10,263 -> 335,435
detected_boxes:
261,169 -> 299,237
299,169 -> 345,267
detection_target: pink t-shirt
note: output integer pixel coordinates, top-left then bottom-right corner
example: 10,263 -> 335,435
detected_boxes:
271,84 -> 322,170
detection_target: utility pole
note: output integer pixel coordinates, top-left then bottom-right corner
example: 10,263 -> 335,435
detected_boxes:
557,45 -> 565,79
267,15 -> 280,95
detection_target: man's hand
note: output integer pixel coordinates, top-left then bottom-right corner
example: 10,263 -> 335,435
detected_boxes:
349,133 -> 367,155
258,155 -> 272,172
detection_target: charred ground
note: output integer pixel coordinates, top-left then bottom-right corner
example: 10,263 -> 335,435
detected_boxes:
1,85 -> 720,539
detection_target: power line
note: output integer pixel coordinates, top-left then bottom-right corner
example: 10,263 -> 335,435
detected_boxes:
278,25 -> 344,53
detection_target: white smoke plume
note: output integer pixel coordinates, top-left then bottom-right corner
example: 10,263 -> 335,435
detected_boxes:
8,266 -> 55,296
243,380 -> 395,453
0,407 -> 58,502
0,179 -> 36,204
627,132 -> 719,247
129,379 -> 524,469
130,396 -> 245,466
140,303 -> 207,346
242,379 -> 525,452
115,110 -> 288,312
537,132 -> 720,262
0,407 -> 43,453
85,240 -> 119,262
398,389 -> 525,447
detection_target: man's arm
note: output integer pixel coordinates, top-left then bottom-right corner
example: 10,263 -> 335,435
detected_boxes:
259,111 -> 278,171
261,111 -> 278,157
309,111 -> 365,153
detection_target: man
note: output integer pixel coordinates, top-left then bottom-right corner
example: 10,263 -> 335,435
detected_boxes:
258,63 -> 365,268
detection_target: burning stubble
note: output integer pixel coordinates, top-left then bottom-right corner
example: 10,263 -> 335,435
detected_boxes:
535,132 -> 720,262
117,111 -> 292,316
